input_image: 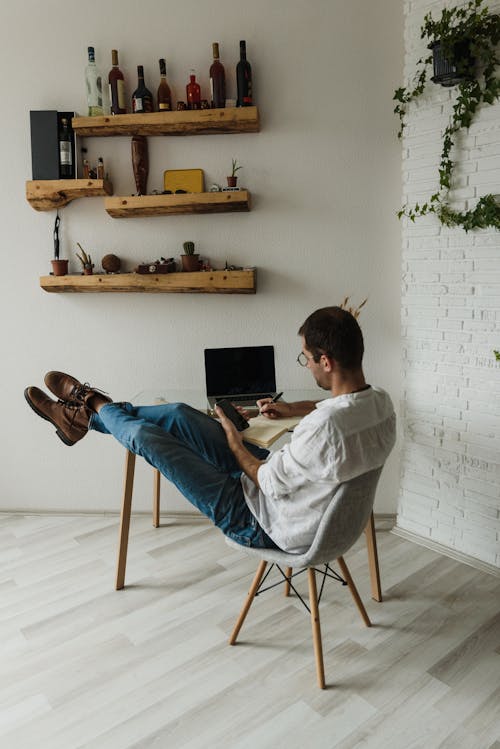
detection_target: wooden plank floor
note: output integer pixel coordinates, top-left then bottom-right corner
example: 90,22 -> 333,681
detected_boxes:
1,512 -> 499,749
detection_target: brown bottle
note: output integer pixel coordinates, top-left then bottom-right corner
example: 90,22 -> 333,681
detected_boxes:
157,59 -> 172,111
108,49 -> 126,114
210,43 -> 225,108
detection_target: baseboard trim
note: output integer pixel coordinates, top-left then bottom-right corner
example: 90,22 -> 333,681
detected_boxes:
392,526 -> 500,578
0,509 -> 206,521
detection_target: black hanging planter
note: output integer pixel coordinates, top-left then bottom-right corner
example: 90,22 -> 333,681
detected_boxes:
430,40 -> 475,86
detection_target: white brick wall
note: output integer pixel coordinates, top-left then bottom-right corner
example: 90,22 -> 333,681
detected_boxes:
397,0 -> 500,568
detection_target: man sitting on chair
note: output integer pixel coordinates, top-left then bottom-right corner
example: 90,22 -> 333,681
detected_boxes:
24,306 -> 396,553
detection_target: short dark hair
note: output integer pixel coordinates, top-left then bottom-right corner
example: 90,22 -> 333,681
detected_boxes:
298,306 -> 364,369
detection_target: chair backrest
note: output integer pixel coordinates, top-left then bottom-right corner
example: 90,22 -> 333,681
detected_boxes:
302,466 -> 383,566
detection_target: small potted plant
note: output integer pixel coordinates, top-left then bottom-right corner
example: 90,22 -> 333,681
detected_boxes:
50,212 -> 68,276
180,241 -> 200,272
226,158 -> 242,188
76,243 -> 94,275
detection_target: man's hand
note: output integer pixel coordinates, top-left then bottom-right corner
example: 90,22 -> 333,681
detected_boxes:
257,398 -> 293,420
215,404 -> 264,487
215,404 -> 244,451
257,398 -> 318,419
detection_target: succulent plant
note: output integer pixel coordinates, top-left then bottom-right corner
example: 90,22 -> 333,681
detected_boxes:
75,242 -> 94,269
183,241 -> 196,256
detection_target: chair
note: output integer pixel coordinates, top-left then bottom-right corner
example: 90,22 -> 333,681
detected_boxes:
114,452 -> 384,602
225,466 -> 383,689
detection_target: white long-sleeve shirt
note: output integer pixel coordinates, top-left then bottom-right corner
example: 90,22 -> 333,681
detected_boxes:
240,386 -> 396,553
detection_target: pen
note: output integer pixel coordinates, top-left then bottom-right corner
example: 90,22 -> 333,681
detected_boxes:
259,392 -> 284,414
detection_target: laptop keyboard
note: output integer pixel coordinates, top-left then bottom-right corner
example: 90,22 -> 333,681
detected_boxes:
216,394 -> 274,407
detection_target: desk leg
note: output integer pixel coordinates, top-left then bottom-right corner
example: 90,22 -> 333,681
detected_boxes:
115,450 -> 136,591
153,469 -> 161,528
365,511 -> 382,602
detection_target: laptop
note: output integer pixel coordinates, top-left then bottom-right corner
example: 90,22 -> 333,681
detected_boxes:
204,345 -> 278,409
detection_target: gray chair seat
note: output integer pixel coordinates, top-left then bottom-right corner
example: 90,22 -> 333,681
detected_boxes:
226,466 -> 383,689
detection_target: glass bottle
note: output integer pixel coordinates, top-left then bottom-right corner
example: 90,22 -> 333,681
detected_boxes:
210,43 -> 226,108
108,49 -> 126,115
236,40 -> 253,107
58,118 -> 73,178
186,70 -> 201,110
132,65 -> 154,113
85,46 -> 104,116
157,59 -> 172,111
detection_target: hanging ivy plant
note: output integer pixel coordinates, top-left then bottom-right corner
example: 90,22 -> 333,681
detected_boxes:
393,0 -> 500,231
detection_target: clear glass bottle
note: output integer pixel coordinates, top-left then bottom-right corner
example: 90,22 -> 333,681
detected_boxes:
85,46 -> 104,116
132,65 -> 154,113
210,43 -> 225,108
108,49 -> 126,114
157,59 -> 172,111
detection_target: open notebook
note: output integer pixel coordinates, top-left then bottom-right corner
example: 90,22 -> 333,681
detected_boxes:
242,414 -> 302,448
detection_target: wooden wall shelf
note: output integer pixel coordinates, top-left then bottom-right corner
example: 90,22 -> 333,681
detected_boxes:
71,106 -> 259,137
105,190 -> 251,218
39,269 -> 256,294
26,179 -> 113,211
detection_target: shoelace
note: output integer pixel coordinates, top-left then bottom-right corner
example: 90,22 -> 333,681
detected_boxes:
57,399 -> 87,429
69,382 -> 109,404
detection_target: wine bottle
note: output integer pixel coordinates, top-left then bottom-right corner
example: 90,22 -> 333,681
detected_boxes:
186,70 -> 201,110
210,43 -> 226,108
236,40 -> 252,107
58,118 -> 73,178
85,46 -> 104,116
132,65 -> 154,113
108,49 -> 126,115
157,59 -> 172,111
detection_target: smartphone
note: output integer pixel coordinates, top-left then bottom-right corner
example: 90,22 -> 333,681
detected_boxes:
216,399 -> 250,431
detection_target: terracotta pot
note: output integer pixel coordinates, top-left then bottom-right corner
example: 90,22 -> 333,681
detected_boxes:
51,259 -> 69,276
181,254 -> 201,272
226,176 -> 237,187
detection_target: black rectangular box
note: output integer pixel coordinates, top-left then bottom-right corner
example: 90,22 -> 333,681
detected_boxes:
30,110 -> 76,180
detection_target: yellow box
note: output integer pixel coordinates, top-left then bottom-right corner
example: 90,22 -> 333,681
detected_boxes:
163,169 -> 205,193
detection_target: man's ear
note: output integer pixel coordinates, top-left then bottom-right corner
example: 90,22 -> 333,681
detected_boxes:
321,355 -> 335,372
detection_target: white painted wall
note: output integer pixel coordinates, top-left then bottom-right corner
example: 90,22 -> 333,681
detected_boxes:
1,0 -> 403,515
397,0 -> 500,568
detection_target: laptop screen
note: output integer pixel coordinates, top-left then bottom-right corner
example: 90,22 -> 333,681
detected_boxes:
204,345 -> 276,398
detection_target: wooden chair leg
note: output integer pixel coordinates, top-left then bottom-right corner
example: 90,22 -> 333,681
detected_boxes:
229,560 -> 268,645
365,511 -> 382,602
308,568 -> 325,689
337,556 -> 371,628
115,450 -> 136,591
284,567 -> 293,596
153,469 -> 161,528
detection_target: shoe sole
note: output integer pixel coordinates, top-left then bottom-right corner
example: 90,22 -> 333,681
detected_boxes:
24,388 -> 76,447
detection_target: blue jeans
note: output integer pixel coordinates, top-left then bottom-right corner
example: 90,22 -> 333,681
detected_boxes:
89,402 -> 279,549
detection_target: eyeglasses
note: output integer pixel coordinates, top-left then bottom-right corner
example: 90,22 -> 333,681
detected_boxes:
297,351 -> 315,367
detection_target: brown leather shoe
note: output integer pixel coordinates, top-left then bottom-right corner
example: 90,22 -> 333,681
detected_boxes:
44,371 -> 111,409
24,386 -> 91,446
